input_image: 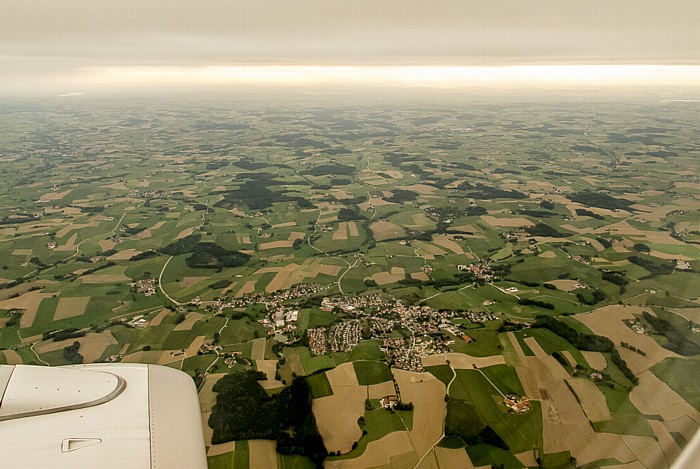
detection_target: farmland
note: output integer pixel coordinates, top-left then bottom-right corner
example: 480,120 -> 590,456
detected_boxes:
0,91 -> 698,468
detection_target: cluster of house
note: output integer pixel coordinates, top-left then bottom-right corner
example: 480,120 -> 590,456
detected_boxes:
307,327 -> 329,356
301,294 -> 498,370
126,315 -> 148,328
458,261 -> 496,282
131,278 -> 157,296
209,282 -> 328,310
381,337 -> 429,372
503,394 -> 531,414
624,319 -> 646,334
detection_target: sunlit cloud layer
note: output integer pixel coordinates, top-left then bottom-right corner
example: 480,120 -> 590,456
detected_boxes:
73,65 -> 700,86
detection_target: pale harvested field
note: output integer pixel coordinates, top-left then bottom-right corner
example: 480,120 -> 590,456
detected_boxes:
547,279 -> 584,292
53,296 -> 90,320
325,431 -> 415,469
250,338 -> 266,360
235,233 -> 252,244
36,330 -> 118,363
372,271 -> 405,285
400,184 -> 436,195
101,181 -> 127,190
566,377 -> 612,422
56,221 -> 99,239
581,352 -> 607,371
332,222 -> 348,240
133,221 -> 167,240
317,216 -> 337,224
81,273 -> 130,283
365,178 -> 388,186
11,249 -> 32,256
148,308 -> 170,326
370,220 -> 404,241
584,237 -> 606,251
515,451 -> 538,468
431,234 -> 463,254
206,441 -> 235,457
272,221 -> 297,228
422,352 -> 505,369
435,446 -> 476,469
254,266 -> 283,274
107,249 -> 141,260
669,307 -> 700,324
380,170 -> 403,179
256,359 -> 283,389
649,250 -> 696,261
576,306 -> 676,373
121,350 -> 169,365
561,351 -> 577,368
613,243 -> 630,253
415,451 -> 439,469
367,381 -> 396,399
277,260 -> 341,290
412,241 -> 446,259
481,215 -> 535,227
40,189 -> 72,201
248,440 -> 278,469
630,371 -> 700,425
393,369 -> 445,455
508,334 -> 635,464
663,415 -> 698,442
2,350 -> 22,365
220,281 -> 236,295
259,232 -> 304,250
507,332 -> 527,361
406,213 -> 435,230
559,224 -> 589,234
621,435 -> 667,469
539,251 -> 557,258
184,336 -> 207,357
198,372 -> 226,413
54,233 -> 78,252
648,419 -> 682,465
201,411 -> 214,447
594,220 -> 685,246
411,272 -> 431,281
174,227 -> 195,240
450,224 -> 478,233
173,312 -> 204,331
326,362 -> 358,387
266,263 -> 299,292
347,221 -> 359,237
605,461 -> 646,469
179,276 -> 208,288
0,291 -> 56,328
235,280 -> 256,297
97,239 -> 117,251
313,385 -> 366,453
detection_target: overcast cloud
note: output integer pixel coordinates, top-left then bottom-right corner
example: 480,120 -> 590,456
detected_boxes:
1,0 -> 699,87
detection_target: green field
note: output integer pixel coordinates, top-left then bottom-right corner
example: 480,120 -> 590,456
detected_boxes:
306,372 -> 334,399
207,441 -> 249,469
651,358 -> 700,411
448,367 -> 542,454
352,361 -> 393,385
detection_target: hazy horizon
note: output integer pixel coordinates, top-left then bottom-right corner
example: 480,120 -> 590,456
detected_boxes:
2,1 -> 700,94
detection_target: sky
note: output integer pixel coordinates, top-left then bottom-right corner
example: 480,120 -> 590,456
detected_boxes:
2,0 -> 699,91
